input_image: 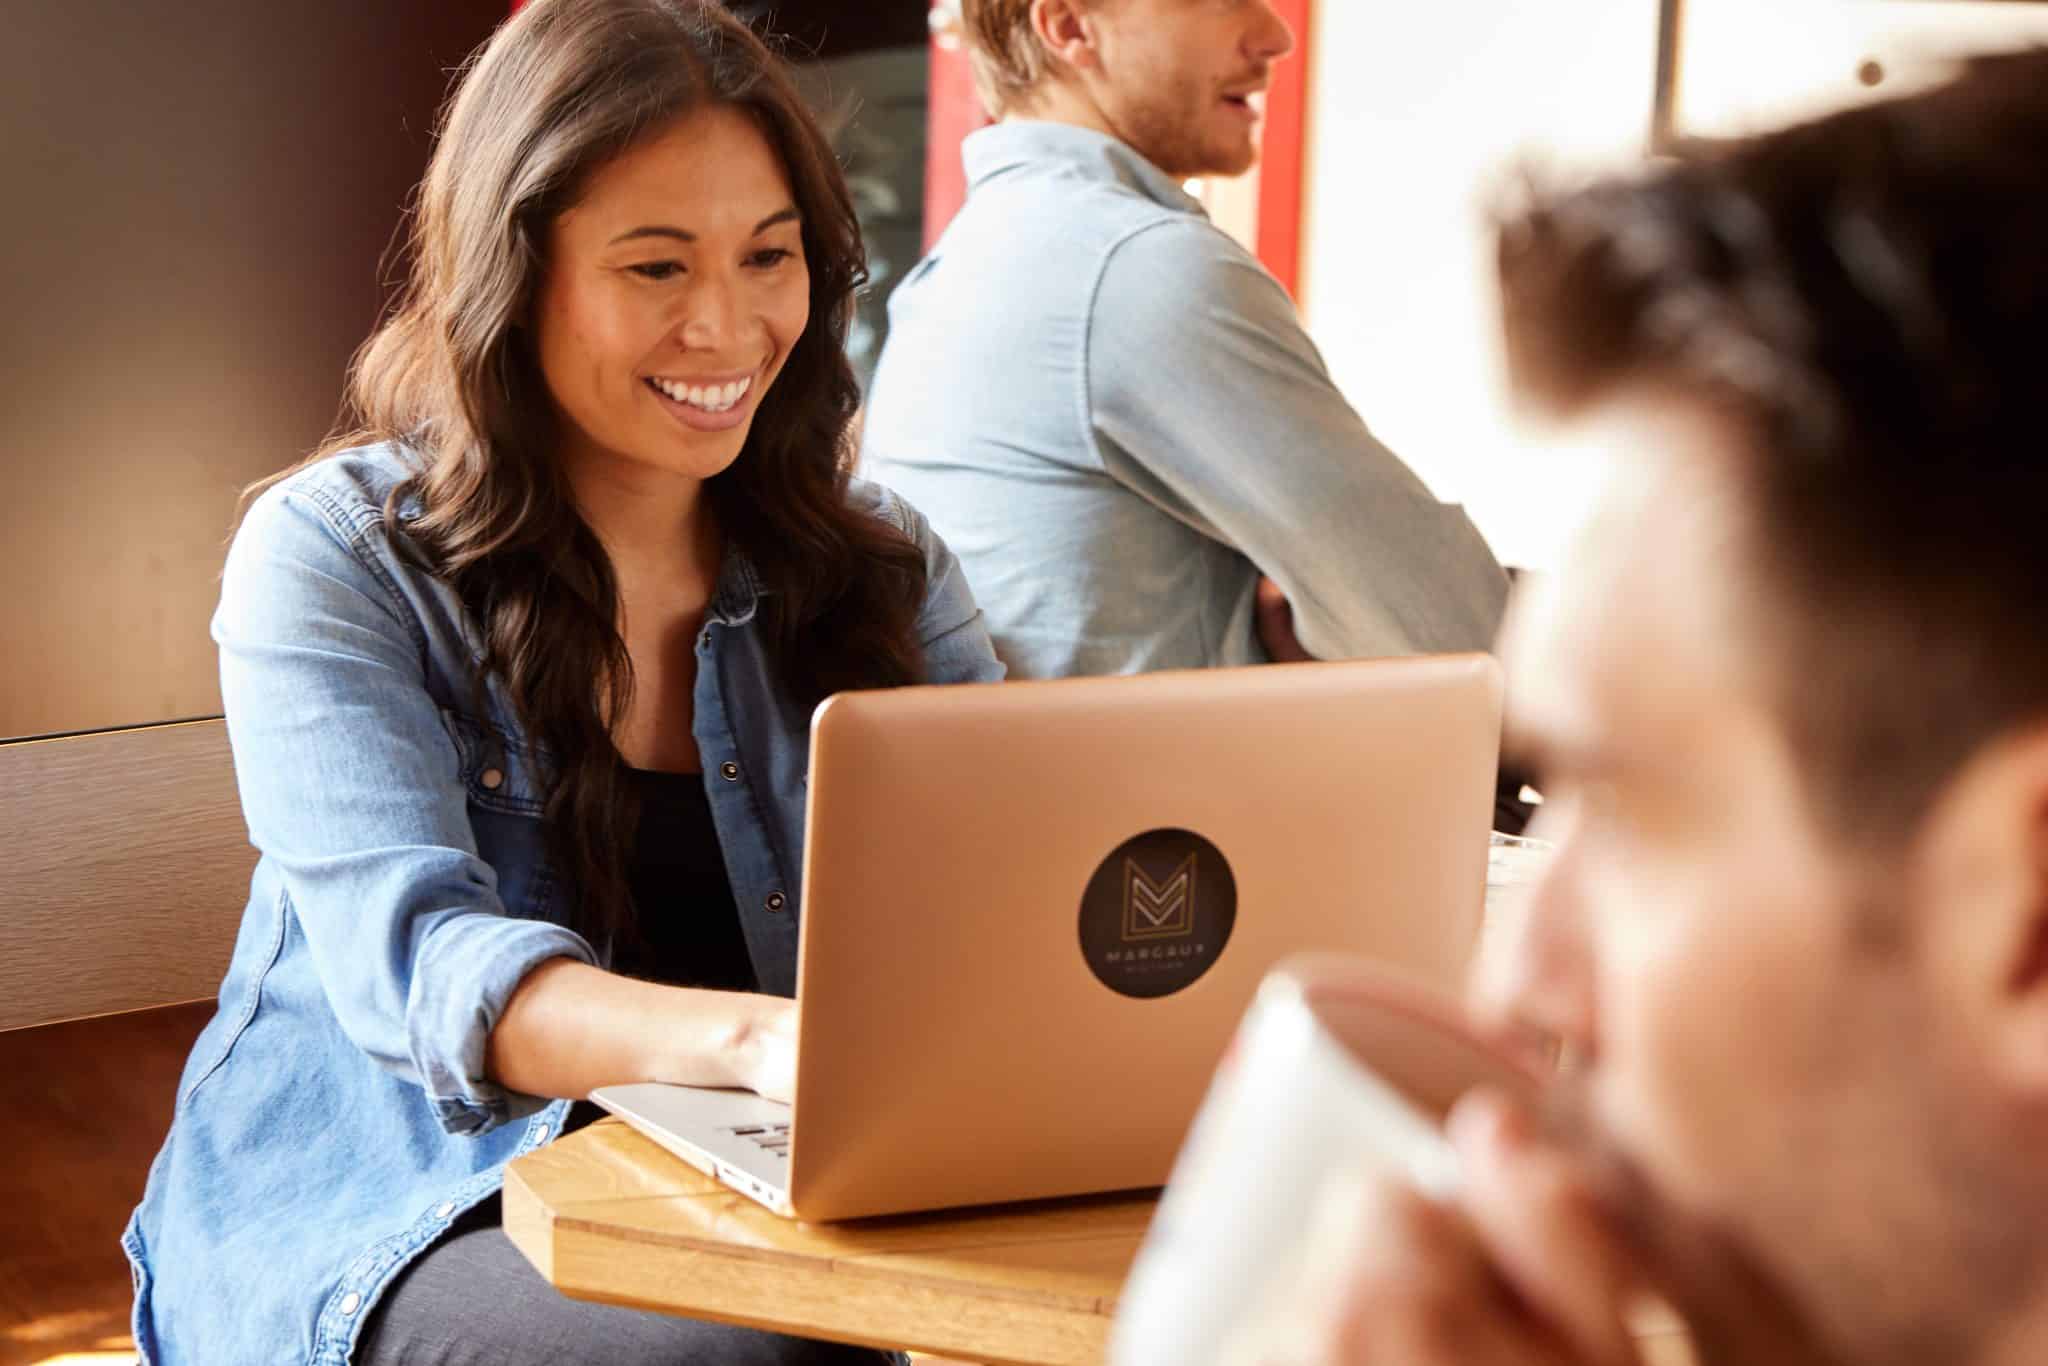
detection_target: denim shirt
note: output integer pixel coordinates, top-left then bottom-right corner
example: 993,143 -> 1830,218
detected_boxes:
122,443 -> 1003,1365
863,121 -> 1508,679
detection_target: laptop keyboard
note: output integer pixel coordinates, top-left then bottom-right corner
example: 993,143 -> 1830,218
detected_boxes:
728,1122 -> 791,1160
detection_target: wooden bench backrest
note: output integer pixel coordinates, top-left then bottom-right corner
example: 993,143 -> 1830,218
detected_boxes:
0,719 -> 251,1032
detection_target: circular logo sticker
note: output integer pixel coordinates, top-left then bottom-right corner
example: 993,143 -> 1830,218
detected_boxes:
1077,828 -> 1236,999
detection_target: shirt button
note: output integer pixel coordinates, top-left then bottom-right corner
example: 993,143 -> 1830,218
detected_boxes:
480,768 -> 505,790
533,1122 -> 552,1145
339,1292 -> 362,1316
765,891 -> 787,913
719,761 -> 740,782
434,1201 -> 456,1219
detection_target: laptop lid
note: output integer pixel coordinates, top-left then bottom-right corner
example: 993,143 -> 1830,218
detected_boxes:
786,654 -> 1502,1220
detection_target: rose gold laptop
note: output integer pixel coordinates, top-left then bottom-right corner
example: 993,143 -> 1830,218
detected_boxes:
592,654 -> 1501,1221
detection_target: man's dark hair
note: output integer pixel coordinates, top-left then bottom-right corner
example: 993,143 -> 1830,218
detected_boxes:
1498,50 -> 2048,844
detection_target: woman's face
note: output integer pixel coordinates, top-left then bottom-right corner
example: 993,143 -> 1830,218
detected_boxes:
534,104 -> 812,488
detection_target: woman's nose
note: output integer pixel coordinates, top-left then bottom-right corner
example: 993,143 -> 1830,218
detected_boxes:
679,273 -> 743,350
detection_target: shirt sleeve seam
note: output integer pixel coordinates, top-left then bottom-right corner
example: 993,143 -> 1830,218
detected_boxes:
1079,214 -> 1205,476
1082,212 -> 1262,469
921,606 -> 993,659
286,481 -> 434,663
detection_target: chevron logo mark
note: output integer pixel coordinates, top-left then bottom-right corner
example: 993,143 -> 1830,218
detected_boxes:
1122,853 -> 1197,941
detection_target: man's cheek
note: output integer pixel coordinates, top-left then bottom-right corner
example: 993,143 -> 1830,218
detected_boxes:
1592,932 -> 1743,1208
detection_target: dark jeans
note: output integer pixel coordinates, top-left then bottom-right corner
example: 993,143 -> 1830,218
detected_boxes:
354,1195 -> 900,1366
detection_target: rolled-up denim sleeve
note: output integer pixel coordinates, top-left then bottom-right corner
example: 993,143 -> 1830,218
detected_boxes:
1086,219 -> 1509,659
214,483 -> 597,1136
875,487 -> 1006,685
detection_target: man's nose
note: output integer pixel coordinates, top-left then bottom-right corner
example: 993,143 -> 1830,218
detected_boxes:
1469,821 -> 1598,1064
1248,1 -> 1297,63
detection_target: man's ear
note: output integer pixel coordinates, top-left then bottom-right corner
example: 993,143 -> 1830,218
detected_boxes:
1999,731 -> 2048,1097
1029,0 -> 1106,78
1917,722 -> 2048,1102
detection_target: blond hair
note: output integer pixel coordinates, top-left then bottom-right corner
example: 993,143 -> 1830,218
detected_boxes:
956,0 -> 1076,116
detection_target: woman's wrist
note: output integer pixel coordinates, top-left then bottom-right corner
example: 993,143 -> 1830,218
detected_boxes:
717,991 -> 781,1093
640,985 -> 779,1092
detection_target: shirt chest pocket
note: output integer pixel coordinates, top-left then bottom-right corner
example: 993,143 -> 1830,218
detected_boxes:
439,708 -> 558,923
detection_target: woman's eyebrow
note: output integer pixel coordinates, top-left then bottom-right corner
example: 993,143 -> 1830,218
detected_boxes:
607,207 -> 801,246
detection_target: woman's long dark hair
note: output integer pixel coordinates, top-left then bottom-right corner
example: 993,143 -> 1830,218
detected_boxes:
259,0 -> 928,946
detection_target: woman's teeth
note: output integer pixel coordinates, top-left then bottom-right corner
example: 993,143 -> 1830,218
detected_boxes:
650,375 -> 752,413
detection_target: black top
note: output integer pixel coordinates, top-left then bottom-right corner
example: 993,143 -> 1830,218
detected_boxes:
613,768 -> 757,993
727,2 -> 928,59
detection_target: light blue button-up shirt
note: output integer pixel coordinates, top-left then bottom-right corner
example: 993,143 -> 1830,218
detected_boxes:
862,121 -> 1508,679
122,443 -> 1001,1365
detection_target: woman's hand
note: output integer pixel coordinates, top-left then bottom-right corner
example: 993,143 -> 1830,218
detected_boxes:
729,995 -> 798,1103
488,958 -> 801,1104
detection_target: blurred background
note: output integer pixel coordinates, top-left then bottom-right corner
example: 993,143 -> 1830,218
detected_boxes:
5,0 -> 2048,743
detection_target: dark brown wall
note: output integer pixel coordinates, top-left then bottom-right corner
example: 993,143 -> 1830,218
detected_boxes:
0,0 -> 508,739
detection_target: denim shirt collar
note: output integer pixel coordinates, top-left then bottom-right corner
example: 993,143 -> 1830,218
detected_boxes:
389,497 -> 768,635
383,439 -> 770,631
707,546 -> 767,627
962,120 -> 1208,219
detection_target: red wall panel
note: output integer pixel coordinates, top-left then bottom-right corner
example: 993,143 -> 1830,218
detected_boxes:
1257,0 -> 1313,297
924,14 -> 991,250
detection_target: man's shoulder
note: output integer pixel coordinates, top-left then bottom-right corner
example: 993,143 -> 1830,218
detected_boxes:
1081,214 -> 1296,369
955,162 -> 1202,261
942,184 -> 1268,340
1095,211 -> 1268,296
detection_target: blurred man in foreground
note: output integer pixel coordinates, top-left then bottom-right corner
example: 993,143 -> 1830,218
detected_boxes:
1313,49 -> 2048,1366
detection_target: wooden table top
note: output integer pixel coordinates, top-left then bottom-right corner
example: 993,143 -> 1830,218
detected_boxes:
505,1121 -> 1696,1366
502,1117 -> 1156,1366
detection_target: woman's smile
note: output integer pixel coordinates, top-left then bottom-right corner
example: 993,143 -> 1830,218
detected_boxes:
646,369 -> 759,432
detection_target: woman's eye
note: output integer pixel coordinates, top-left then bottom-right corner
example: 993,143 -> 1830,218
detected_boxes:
748,248 -> 795,269
628,261 -> 683,281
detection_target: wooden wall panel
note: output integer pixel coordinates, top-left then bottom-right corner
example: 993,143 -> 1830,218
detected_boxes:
0,721 -> 249,1032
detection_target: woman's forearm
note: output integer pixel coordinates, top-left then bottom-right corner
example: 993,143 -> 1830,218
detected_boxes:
485,957 -> 787,1102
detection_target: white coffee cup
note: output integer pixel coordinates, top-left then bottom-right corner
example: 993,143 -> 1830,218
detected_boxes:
1108,954 -> 1542,1366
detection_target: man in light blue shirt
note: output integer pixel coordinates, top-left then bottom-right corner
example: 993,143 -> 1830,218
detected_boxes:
862,0 -> 1508,679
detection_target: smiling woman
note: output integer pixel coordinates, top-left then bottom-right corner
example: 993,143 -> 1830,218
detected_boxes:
538,117 -> 811,462
119,2 -> 1003,1364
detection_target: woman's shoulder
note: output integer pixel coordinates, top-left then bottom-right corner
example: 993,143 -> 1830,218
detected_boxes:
227,442 -> 436,605
243,441 -> 423,538
216,441 -> 472,676
843,473 -> 1005,683
843,472 -> 932,544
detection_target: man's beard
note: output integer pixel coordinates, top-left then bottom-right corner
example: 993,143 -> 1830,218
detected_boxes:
1116,84 -> 1253,181
1541,1062 -> 2048,1366
1537,1077 -> 1850,1366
